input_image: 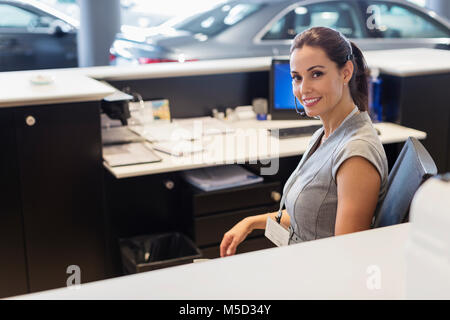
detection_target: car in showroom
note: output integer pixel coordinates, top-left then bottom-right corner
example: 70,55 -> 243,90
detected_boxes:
110,0 -> 450,65
0,0 -> 78,71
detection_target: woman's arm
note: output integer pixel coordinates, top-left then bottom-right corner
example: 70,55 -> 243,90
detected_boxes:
220,210 -> 290,257
247,209 -> 291,230
335,156 -> 381,235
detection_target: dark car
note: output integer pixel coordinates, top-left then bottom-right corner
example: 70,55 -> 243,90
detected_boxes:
0,0 -> 78,71
110,0 -> 450,65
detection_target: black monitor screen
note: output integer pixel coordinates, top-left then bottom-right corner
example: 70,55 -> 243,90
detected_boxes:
270,59 -> 305,120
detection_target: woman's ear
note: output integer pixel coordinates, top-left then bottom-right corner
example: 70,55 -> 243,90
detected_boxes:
343,60 -> 354,83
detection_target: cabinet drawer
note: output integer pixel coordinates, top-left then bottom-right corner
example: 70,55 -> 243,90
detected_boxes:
190,181 -> 281,216
200,236 -> 276,259
194,206 -> 276,247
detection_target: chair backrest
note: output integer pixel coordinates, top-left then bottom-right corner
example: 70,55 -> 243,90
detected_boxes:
372,137 -> 437,228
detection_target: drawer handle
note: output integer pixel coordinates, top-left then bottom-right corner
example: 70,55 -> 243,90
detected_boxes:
271,191 -> 281,202
164,180 -> 175,190
26,115 -> 36,126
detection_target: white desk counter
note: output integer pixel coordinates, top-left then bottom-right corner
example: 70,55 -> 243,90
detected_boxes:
12,223 -> 409,300
363,48 -> 450,77
0,72 -> 115,108
98,48 -> 450,79
105,119 -> 426,179
1,48 -> 448,108
71,48 -> 450,79
0,56 -> 271,83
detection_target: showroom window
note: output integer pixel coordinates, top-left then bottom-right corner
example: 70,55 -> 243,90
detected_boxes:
262,1 -> 363,41
367,1 -> 450,38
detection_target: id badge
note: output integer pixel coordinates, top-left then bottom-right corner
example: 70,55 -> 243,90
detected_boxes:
265,217 -> 289,247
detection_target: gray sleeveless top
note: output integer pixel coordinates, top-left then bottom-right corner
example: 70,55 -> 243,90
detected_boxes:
283,108 -> 388,244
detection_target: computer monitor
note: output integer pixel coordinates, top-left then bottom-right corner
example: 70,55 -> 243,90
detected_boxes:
269,58 -> 306,120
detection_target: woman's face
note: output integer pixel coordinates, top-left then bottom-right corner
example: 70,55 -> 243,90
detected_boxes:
290,45 -> 351,118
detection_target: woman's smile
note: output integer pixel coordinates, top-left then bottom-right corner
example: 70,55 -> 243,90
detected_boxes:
302,97 -> 322,107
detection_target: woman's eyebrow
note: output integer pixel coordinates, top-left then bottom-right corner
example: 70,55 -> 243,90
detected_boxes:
307,65 -> 325,71
291,65 -> 325,74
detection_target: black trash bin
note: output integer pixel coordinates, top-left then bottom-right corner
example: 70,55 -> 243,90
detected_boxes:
119,232 -> 202,274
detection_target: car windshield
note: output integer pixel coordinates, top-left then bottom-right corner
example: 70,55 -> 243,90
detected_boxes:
173,2 -> 264,36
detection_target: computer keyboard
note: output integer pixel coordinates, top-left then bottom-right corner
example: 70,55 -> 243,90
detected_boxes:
269,124 -> 322,139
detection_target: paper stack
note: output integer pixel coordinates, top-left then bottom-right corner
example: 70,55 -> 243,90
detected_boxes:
181,165 -> 263,192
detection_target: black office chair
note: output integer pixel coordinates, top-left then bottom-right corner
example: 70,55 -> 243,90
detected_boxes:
372,137 -> 437,228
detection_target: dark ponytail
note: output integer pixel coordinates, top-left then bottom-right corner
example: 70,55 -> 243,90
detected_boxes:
290,27 -> 369,112
348,41 -> 369,112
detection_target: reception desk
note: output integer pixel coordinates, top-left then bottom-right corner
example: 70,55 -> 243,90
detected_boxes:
0,48 -> 443,298
12,223 -> 410,300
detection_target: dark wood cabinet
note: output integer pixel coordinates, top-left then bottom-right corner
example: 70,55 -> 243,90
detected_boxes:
182,180 -> 281,259
381,73 -> 450,173
0,102 -> 108,297
0,108 -> 29,298
103,170 -> 185,276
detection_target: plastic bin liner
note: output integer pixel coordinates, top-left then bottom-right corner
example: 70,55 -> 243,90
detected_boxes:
119,232 -> 202,274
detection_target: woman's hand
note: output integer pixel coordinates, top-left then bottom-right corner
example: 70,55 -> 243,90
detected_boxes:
219,211 -> 290,257
220,218 -> 253,257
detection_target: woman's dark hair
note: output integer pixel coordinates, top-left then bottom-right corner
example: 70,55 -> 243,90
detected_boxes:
290,27 -> 369,112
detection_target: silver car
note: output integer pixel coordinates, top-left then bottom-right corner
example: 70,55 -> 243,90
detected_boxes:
0,0 -> 78,71
110,0 -> 450,65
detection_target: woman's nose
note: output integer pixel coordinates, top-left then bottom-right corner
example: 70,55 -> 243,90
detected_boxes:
300,79 -> 312,94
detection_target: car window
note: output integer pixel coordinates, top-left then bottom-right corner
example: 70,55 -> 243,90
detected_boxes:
0,4 -> 40,28
262,1 -> 363,40
365,1 -> 450,38
174,2 -> 263,37
0,3 -> 57,29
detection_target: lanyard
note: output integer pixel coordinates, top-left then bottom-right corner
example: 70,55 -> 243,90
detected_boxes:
275,106 -> 359,224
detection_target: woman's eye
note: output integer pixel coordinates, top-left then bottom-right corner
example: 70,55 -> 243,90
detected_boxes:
312,71 -> 323,78
292,75 -> 302,81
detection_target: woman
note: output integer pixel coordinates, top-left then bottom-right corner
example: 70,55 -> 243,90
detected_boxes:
220,26 -> 388,257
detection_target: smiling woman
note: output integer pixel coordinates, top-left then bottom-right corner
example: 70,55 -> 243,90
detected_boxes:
290,26 -> 369,122
220,27 -> 389,256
